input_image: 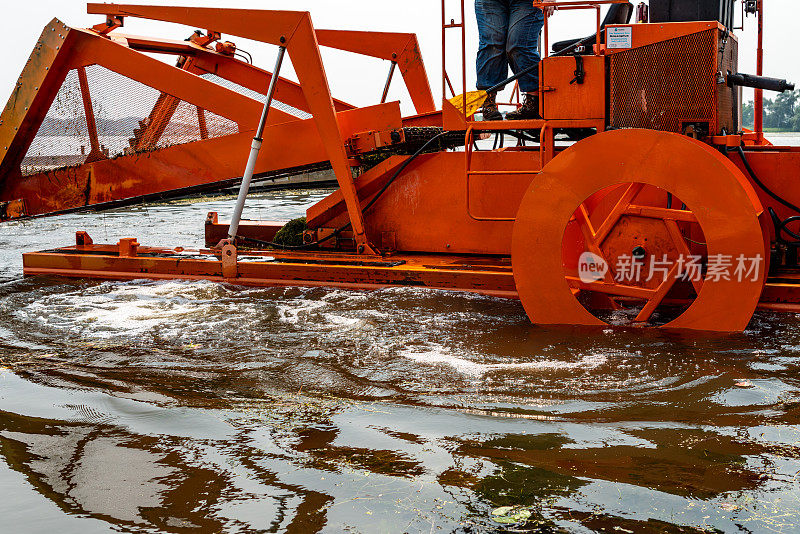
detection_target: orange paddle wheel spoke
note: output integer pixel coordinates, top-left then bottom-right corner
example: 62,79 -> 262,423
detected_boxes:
570,183 -> 704,323
664,218 -> 704,295
634,263 -> 681,322
594,183 -> 645,243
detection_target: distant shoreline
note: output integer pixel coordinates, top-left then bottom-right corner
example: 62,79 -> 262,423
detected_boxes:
744,127 -> 800,133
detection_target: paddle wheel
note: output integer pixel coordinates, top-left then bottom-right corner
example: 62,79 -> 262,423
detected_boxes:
513,129 -> 767,331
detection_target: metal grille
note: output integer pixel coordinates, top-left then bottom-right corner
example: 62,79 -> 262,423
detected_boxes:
609,30 -> 721,134
22,65 -> 239,176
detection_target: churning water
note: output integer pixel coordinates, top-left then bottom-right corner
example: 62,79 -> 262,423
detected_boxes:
1,137 -> 800,533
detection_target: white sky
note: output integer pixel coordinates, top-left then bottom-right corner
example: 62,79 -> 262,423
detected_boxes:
1,0 -> 798,116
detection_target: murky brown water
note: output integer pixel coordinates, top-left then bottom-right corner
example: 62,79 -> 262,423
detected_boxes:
2,140 -> 800,532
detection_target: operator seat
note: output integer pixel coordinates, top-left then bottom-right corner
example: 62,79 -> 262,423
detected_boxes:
551,2 -> 634,56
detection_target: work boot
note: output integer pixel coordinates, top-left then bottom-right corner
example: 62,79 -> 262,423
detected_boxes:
505,92 -> 541,121
479,91 -> 503,121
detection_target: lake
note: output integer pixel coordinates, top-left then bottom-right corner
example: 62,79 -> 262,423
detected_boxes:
1,134 -> 799,533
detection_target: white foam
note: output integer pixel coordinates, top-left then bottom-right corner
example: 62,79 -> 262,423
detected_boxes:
16,280 -> 229,339
276,299 -> 327,324
401,345 -> 607,377
322,313 -> 361,327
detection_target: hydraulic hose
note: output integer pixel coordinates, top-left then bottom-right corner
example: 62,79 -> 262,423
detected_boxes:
734,145 -> 800,247
735,146 -> 800,214
245,131 -> 450,250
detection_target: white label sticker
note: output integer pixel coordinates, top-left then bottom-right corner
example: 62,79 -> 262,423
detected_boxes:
607,26 -> 632,49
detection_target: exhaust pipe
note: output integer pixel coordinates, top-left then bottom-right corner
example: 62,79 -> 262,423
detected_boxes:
727,72 -> 795,93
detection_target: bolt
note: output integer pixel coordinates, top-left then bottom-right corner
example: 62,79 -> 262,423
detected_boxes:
632,246 -> 647,261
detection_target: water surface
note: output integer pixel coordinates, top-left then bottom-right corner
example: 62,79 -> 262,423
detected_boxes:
1,137 -> 800,533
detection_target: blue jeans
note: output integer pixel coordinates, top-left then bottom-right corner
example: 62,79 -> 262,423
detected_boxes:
475,0 -> 544,93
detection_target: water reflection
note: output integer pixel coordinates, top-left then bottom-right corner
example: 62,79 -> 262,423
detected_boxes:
1,188 -> 800,532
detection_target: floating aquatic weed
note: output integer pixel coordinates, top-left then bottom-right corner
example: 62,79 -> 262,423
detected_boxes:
491,505 -> 533,524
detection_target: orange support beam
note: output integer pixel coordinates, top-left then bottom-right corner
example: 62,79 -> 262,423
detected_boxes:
0,19 -> 73,179
76,66 -> 105,162
315,30 -> 436,114
72,29 -> 293,128
188,50 -> 355,114
91,33 -> 356,114
85,4 -> 376,252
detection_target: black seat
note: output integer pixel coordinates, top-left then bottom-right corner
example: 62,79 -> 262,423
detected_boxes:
551,2 -> 634,56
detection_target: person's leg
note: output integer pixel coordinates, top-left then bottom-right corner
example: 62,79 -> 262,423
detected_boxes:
505,0 -> 544,120
505,0 -> 544,93
475,0 -> 509,120
475,0 -> 510,90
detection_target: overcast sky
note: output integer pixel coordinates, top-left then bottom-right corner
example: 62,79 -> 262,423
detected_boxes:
1,0 -> 798,116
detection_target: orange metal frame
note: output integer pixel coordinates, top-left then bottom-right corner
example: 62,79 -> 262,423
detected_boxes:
0,5 -> 439,223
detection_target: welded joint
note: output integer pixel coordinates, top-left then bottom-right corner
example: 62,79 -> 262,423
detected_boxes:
188,30 -> 221,48
91,16 -> 124,35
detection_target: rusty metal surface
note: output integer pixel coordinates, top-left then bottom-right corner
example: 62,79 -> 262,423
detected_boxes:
0,7 -> 441,222
205,212 -> 284,248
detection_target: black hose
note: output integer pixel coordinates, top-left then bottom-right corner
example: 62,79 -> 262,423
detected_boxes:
245,131 -> 450,250
735,145 -> 800,250
235,48 -> 254,64
770,210 -> 800,242
735,146 -> 800,214
361,131 -> 449,214
238,228 -> 338,250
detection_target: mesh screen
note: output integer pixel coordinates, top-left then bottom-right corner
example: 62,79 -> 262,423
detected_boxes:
21,69 -> 90,176
609,30 -> 722,134
201,73 -> 312,120
22,65 -> 239,176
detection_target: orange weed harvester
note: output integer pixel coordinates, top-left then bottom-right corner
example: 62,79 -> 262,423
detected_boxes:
5,1 -> 800,333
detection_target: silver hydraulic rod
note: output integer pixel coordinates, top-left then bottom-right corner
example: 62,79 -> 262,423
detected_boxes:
228,45 -> 287,240
380,61 -> 397,104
